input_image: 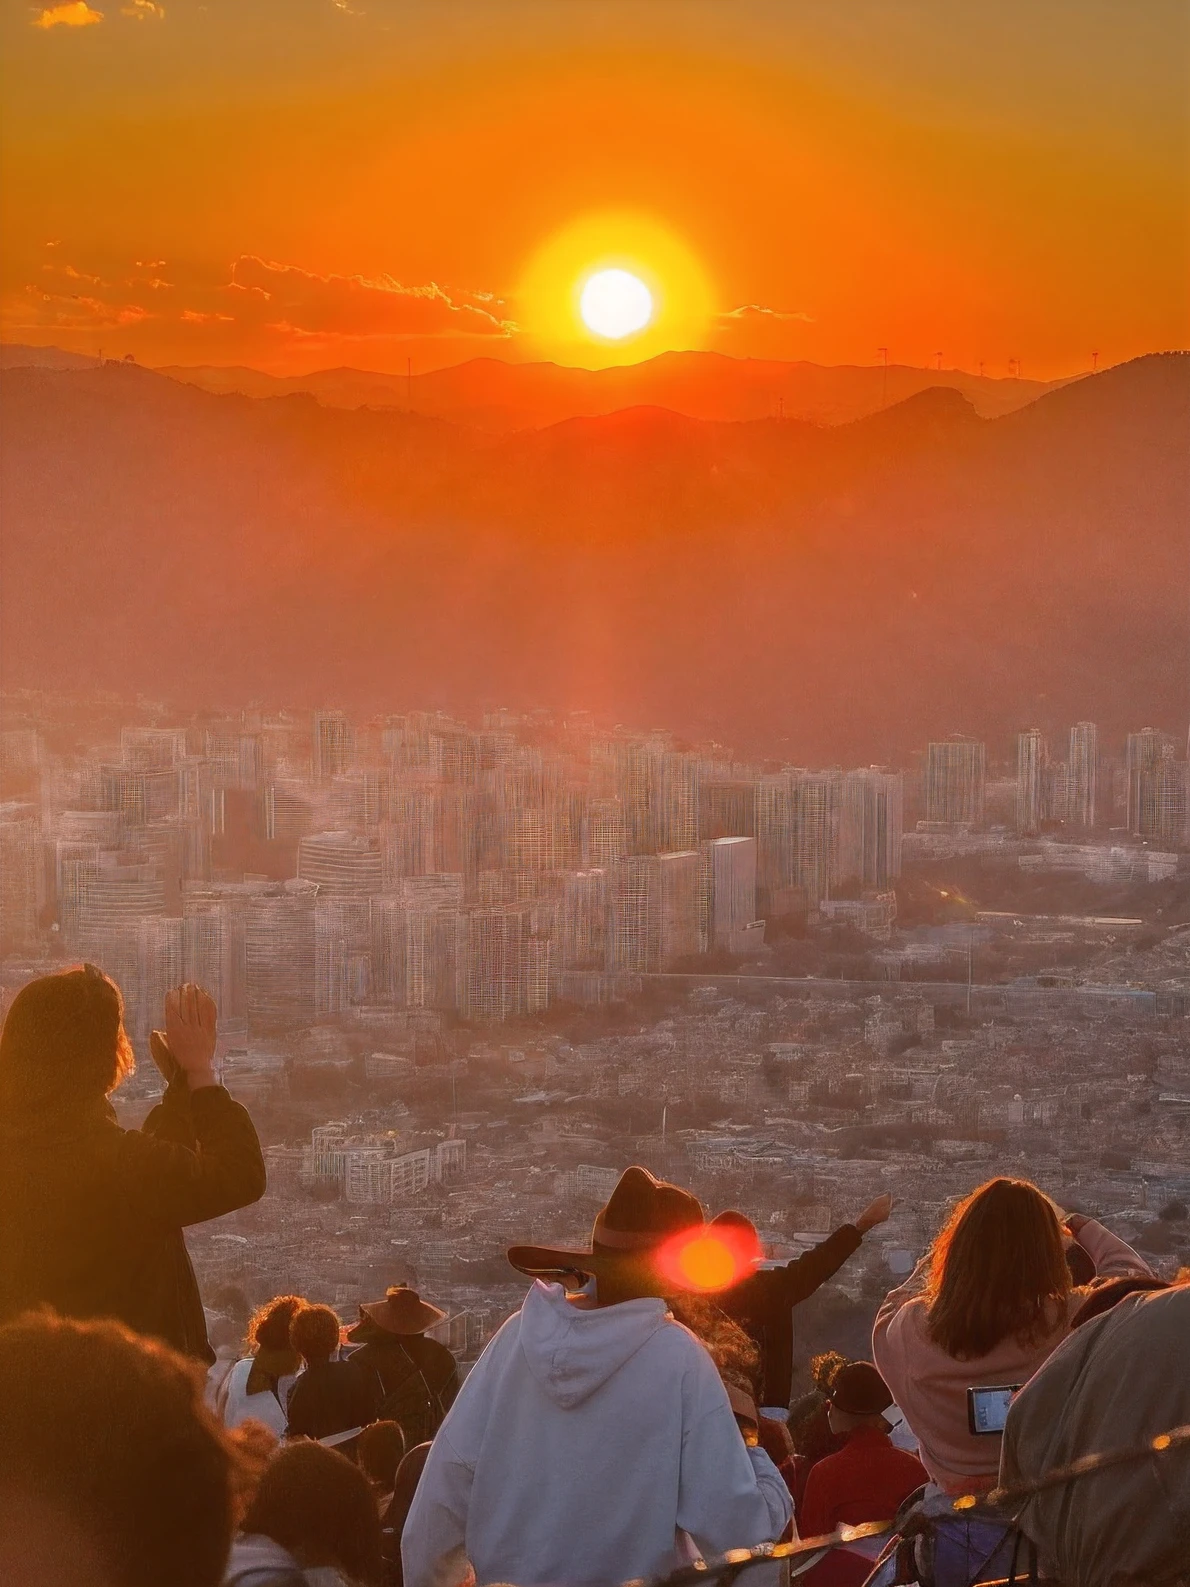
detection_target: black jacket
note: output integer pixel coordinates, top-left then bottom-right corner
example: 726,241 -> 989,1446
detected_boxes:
718,1223 -> 863,1408
0,1079 -> 266,1363
348,1329 -> 459,1447
285,1358 -> 384,1441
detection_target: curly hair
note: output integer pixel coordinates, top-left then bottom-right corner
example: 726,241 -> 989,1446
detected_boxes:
670,1295 -> 761,1398
246,1295 -> 305,1354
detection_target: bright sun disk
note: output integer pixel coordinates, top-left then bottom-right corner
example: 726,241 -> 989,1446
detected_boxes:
580,268 -> 653,340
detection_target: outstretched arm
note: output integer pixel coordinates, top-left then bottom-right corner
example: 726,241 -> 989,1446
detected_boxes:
776,1196 -> 893,1306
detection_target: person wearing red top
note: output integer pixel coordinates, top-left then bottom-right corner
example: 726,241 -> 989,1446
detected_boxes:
799,1362 -> 926,1538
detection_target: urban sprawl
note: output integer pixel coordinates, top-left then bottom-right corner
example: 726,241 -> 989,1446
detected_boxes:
1,702 -> 1187,1371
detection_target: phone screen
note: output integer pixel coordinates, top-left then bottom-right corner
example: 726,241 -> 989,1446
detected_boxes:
967,1385 -> 1020,1435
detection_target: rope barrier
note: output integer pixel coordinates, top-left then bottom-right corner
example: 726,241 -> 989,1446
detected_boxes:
635,1421 -> 1190,1587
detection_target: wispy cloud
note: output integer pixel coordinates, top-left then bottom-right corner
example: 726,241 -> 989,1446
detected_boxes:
32,3 -> 103,28
721,304 -> 815,324
121,0 -> 164,18
227,255 -> 518,340
5,248 -> 519,356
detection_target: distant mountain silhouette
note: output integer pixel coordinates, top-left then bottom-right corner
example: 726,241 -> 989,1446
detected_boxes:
149,348 -> 1066,431
1,343 -> 100,372
1,353 -> 1186,762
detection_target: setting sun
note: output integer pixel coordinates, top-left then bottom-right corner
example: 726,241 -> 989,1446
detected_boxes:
519,212 -> 715,367
579,269 -> 654,341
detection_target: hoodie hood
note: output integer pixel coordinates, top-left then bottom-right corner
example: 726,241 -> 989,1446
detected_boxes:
516,1279 -> 669,1410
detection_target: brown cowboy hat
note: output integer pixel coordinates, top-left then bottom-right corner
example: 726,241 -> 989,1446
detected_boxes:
507,1165 -> 705,1284
354,1285 -> 446,1337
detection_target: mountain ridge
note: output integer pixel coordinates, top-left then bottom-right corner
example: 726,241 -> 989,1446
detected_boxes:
1,352 -> 1185,762
0,340 -> 1068,431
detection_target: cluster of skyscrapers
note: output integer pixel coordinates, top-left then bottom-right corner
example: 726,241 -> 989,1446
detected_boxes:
0,707 -> 1184,1036
925,724 -> 1189,846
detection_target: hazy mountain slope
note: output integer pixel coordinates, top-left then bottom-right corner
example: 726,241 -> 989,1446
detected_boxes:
1,354 -> 1185,762
154,348 -> 1065,430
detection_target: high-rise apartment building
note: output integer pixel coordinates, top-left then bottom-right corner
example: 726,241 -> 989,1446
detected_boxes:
837,771 -> 903,889
1016,729 -> 1048,836
1126,729 -> 1176,834
1068,722 -> 1098,829
454,906 -> 543,1022
244,880 -> 318,1029
925,738 -> 986,826
0,802 -> 40,951
704,836 -> 762,954
312,710 -> 354,783
607,850 -> 703,970
559,868 -> 609,970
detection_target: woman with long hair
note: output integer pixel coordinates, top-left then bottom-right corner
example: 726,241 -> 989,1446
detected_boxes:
873,1176 -> 1150,1494
0,968 -> 266,1362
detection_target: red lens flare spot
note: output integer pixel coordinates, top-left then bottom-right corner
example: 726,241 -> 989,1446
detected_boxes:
656,1226 -> 758,1293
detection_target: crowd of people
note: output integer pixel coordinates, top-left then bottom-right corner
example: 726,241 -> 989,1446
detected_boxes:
1,966 -> 1187,1587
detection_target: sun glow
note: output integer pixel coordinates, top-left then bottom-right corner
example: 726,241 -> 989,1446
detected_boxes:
520,211 -> 714,366
579,269 -> 654,340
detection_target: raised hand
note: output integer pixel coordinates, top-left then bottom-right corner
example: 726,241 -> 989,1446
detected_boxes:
855,1192 -> 895,1234
163,983 -> 219,1089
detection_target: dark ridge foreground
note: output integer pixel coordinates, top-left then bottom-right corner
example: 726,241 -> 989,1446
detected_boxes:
1,353 -> 1186,761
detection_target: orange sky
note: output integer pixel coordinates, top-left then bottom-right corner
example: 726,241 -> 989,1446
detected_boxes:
2,1 -> 1187,378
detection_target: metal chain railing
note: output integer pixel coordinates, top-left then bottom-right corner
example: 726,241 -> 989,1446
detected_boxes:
632,1420 -> 1190,1587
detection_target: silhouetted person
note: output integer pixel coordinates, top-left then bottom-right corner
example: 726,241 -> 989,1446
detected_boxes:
215,1294 -> 305,1435
0,1311 -> 235,1587
712,1194 -> 895,1409
873,1177 -> 1151,1495
380,1442 -> 431,1587
225,1441 -> 384,1586
0,970 -> 266,1362
345,1285 -> 458,1447
358,1419 -> 407,1515
285,1303 -> 382,1447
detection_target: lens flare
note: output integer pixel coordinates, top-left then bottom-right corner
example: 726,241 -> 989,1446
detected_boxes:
656,1225 -> 759,1294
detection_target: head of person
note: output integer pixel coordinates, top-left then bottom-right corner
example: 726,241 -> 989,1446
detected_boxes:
247,1295 -> 305,1357
357,1420 -> 406,1495
506,1166 -> 711,1304
826,1361 -> 895,1437
0,965 -> 134,1120
289,1304 -> 342,1367
926,1177 -> 1070,1359
0,1312 -> 234,1587
241,1441 -> 383,1585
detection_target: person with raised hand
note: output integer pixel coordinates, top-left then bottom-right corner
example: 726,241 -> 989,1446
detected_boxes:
712,1192 -> 896,1411
0,967 -> 266,1362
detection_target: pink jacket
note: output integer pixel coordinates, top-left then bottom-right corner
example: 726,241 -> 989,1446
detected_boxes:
872,1219 -> 1151,1492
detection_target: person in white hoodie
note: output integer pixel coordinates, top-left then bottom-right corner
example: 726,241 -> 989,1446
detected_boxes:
402,1167 -> 794,1587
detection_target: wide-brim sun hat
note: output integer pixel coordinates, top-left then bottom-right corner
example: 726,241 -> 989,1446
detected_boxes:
507,1165 -> 706,1283
354,1285 -> 446,1336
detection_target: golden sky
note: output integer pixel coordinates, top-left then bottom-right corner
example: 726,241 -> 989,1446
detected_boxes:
2,0 -> 1187,377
